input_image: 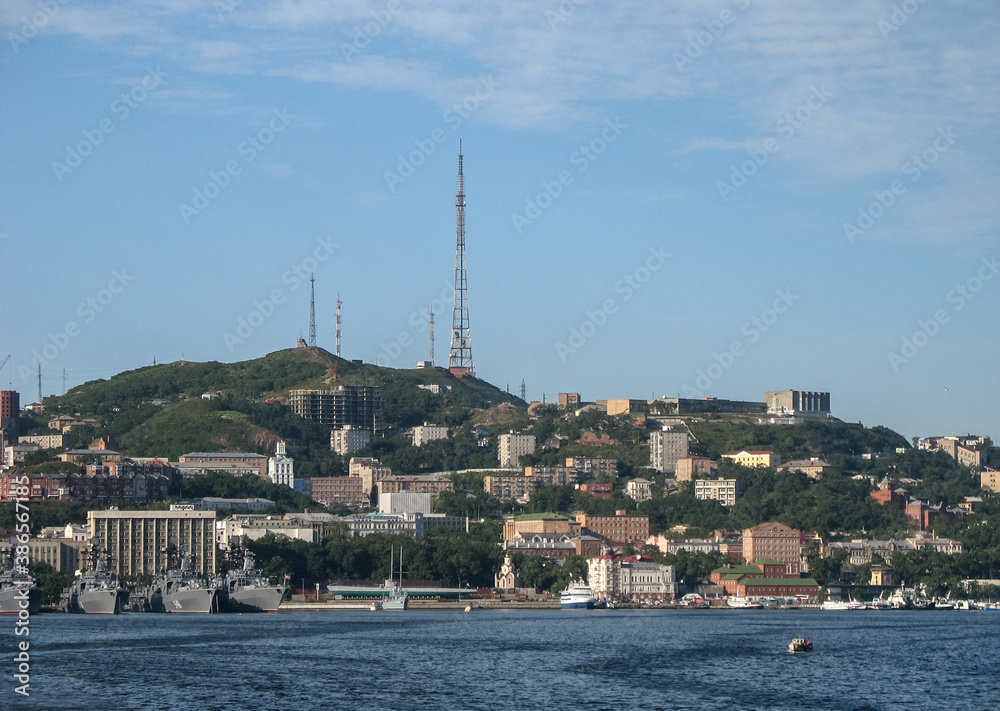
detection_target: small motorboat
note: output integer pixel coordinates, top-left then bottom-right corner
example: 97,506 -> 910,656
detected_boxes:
788,638 -> 813,653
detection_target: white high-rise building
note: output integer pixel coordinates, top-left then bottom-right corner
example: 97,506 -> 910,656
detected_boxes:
331,425 -> 371,456
649,429 -> 688,474
268,440 -> 295,488
499,432 -> 535,468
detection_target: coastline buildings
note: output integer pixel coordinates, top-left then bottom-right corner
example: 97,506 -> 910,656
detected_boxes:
576,511 -> 650,546
742,522 -> 802,575
0,390 -> 19,438
310,476 -> 368,508
89,508 -> 217,576
675,456 -> 717,482
588,555 -> 677,601
177,452 -> 268,478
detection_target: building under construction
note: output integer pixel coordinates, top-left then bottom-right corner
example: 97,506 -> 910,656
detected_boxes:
288,385 -> 382,431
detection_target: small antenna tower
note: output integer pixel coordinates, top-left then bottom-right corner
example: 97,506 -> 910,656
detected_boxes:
429,312 -> 435,365
520,380 -> 526,401
62,369 -> 67,395
308,273 -> 317,347
335,293 -> 342,358
37,364 -> 41,402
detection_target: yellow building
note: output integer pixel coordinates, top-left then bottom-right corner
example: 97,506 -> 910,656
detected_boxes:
722,450 -> 780,468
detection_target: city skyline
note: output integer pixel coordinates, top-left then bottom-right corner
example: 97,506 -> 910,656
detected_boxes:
1,1 -> 997,442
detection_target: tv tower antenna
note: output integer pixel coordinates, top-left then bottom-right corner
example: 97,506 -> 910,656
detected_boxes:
336,293 -> 342,358
520,379 -> 526,401
448,140 -> 474,378
308,273 -> 317,347
429,312 -> 436,366
37,364 -> 42,402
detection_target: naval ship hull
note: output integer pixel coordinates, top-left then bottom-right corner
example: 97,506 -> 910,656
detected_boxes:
77,589 -> 127,614
164,587 -> 220,614
0,586 -> 43,615
226,586 -> 290,613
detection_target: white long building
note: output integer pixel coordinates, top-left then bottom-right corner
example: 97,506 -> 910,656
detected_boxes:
587,555 -> 677,601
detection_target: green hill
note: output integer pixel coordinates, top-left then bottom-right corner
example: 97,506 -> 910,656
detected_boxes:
37,347 -> 524,468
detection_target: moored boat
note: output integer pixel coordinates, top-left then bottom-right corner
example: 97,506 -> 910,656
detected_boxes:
0,568 -> 42,615
726,595 -> 762,609
560,581 -> 596,609
220,550 -> 290,613
63,547 -> 128,614
160,552 -> 221,614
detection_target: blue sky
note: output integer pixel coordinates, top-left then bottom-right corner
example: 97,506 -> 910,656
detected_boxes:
1,0 -> 997,443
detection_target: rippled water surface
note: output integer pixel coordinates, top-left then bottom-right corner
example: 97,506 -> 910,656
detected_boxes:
4,609 -> 999,710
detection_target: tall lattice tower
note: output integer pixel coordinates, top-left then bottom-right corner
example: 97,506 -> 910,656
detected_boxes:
449,141 -> 475,378
308,274 -> 317,347
428,312 -> 435,365
335,293 -> 342,358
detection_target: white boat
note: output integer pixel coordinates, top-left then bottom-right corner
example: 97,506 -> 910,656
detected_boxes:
788,637 -> 813,653
727,596 -> 762,609
560,582 -> 596,609
822,600 -> 865,610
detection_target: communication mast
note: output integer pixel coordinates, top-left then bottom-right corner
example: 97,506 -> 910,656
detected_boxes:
448,141 -> 474,378
429,312 -> 435,366
336,294 -> 342,358
308,274 -> 317,347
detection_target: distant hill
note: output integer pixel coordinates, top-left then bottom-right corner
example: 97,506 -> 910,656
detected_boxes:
38,347 -> 525,462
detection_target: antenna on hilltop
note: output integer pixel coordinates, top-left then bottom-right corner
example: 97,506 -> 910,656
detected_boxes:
309,273 -> 317,348
520,380 -> 526,401
37,364 -> 42,402
336,293 -> 342,358
429,312 -> 435,366
448,140 -> 474,378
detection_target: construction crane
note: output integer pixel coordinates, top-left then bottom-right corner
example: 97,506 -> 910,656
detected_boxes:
0,355 -> 10,373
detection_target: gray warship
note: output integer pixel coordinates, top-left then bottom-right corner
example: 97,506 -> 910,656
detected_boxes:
0,562 -> 43,616
137,551 -> 221,613
62,546 -> 128,614
220,549 -> 290,613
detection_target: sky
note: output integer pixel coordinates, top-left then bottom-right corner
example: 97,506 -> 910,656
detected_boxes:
1,0 -> 997,444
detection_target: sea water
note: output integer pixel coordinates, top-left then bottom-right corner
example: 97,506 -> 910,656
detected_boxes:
3,609 -> 998,710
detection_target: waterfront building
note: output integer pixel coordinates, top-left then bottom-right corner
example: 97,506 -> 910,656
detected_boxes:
742,522 -> 801,574
268,440 -> 295,488
310,476 -> 368,508
88,508 -> 217,576
588,555 -> 677,601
